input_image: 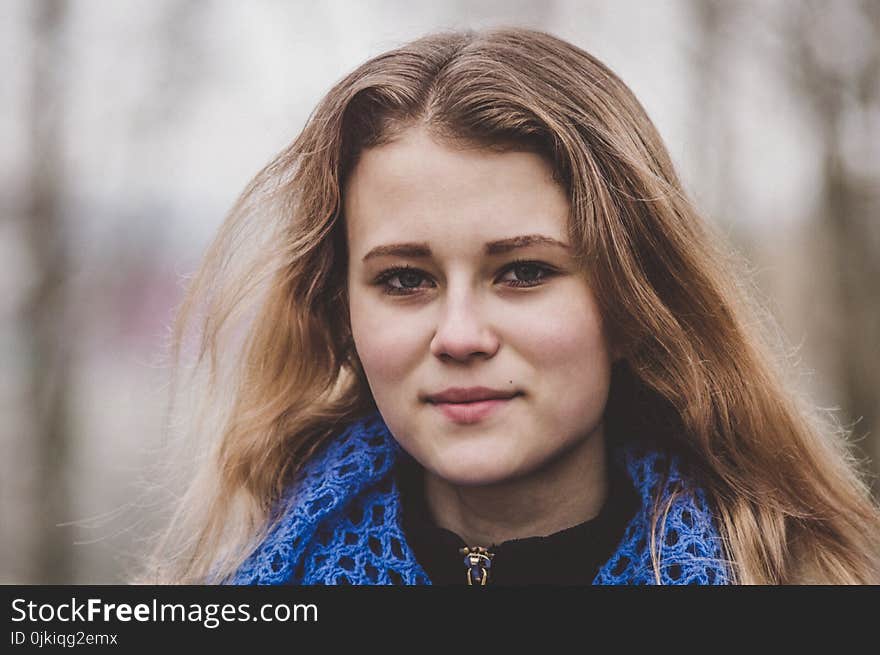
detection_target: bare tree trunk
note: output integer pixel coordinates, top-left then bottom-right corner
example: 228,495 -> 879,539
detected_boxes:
23,0 -> 73,583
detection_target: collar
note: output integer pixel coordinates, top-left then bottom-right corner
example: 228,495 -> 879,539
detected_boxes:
228,410 -> 730,585
395,446 -> 643,584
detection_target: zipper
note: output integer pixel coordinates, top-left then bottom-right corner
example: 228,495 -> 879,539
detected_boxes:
459,546 -> 495,585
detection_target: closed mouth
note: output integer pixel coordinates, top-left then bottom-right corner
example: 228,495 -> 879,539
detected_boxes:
426,389 -> 523,404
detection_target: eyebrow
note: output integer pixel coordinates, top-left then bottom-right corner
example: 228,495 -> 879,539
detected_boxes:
362,234 -> 571,262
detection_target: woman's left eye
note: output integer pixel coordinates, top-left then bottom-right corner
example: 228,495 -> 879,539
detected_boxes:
499,261 -> 554,287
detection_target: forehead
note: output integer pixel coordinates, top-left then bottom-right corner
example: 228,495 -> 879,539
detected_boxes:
343,128 -> 570,258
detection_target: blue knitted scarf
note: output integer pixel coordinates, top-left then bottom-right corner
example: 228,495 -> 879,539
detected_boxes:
228,411 -> 730,585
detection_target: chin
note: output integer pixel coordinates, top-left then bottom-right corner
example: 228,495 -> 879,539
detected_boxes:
430,456 -> 526,488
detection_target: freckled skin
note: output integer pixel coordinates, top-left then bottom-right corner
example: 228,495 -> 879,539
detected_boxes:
345,127 -> 614,543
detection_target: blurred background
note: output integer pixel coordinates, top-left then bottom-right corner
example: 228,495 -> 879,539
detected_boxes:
1,0 -> 878,583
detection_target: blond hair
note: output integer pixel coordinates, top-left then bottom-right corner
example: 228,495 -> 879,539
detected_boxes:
132,28 -> 880,584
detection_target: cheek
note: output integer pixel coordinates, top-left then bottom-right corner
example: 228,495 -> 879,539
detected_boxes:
517,286 -> 610,372
513,285 -> 613,422
348,290 -> 422,387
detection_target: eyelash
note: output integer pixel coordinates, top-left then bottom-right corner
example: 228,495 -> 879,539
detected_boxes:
373,259 -> 557,296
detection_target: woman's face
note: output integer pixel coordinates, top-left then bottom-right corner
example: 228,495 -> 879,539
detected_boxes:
345,127 -> 614,487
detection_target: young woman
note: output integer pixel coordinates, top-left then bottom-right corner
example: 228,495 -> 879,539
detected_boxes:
136,28 -> 880,585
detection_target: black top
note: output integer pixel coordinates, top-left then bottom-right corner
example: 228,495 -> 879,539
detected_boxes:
395,450 -> 642,585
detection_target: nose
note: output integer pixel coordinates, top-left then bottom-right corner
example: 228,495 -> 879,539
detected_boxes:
429,285 -> 500,362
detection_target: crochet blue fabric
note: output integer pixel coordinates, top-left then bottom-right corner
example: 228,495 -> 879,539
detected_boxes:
227,410 -> 731,585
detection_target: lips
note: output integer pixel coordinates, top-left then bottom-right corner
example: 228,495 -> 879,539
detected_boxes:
425,386 -> 522,425
433,398 -> 515,424
426,386 -> 521,404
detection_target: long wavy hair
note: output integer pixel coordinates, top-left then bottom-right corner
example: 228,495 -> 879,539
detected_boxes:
133,27 -> 880,584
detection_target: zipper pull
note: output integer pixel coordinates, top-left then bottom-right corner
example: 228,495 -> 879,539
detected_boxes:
459,546 -> 495,586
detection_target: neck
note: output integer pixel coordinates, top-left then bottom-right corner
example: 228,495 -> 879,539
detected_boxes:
422,424 -> 608,546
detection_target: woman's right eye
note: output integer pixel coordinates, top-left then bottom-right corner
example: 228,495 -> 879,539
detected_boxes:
374,266 -> 433,295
